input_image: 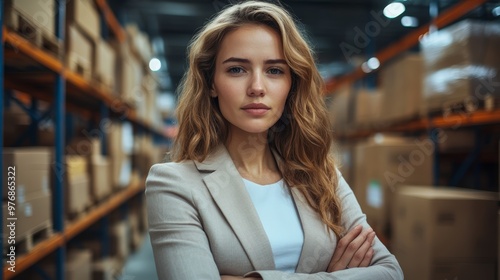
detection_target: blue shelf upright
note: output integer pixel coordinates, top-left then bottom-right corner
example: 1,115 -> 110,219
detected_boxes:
54,0 -> 66,279
0,0 -> 5,278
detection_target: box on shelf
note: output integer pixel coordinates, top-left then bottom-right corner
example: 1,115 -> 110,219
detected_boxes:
94,39 -> 117,92
89,156 -> 112,202
66,24 -> 94,81
420,20 -> 500,114
3,147 -> 51,200
2,191 -> 52,248
111,221 -> 131,260
66,0 -> 101,41
393,186 -> 498,280
353,134 -> 434,235
93,257 -> 121,280
380,53 -> 423,123
4,0 -> 61,57
327,85 -> 354,135
353,88 -> 383,128
113,40 -> 144,106
125,24 -> 153,66
335,141 -> 356,188
3,106 -> 54,147
40,249 -> 92,280
5,0 -> 55,35
59,155 -> 91,217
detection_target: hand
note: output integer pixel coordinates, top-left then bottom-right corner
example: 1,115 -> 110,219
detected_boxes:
327,225 -> 376,272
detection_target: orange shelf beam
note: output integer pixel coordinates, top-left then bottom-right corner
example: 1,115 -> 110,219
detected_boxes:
338,109 -> 500,139
3,28 -> 63,73
95,0 -> 127,43
3,183 -> 145,279
324,0 -> 488,94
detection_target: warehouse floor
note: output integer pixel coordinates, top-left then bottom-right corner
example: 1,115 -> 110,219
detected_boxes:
119,234 -> 158,280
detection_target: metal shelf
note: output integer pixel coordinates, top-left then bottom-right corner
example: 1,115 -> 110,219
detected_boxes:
3,28 -> 168,139
324,0 -> 488,94
336,109 -> 500,139
2,183 -> 145,280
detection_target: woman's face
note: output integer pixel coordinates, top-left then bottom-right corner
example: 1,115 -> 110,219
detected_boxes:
213,24 -> 292,135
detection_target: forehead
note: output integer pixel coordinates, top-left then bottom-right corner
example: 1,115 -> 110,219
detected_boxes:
217,24 -> 284,61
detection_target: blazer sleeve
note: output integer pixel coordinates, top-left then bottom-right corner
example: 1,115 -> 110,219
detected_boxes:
146,163 -> 221,280
246,171 -> 404,280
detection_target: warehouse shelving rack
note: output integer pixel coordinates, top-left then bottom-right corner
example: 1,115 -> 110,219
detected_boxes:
328,0 -> 500,245
0,1 -> 166,279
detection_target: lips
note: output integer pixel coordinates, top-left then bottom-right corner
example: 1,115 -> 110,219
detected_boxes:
241,103 -> 270,116
241,103 -> 270,110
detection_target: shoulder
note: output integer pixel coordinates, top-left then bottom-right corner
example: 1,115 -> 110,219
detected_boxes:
146,160 -> 201,193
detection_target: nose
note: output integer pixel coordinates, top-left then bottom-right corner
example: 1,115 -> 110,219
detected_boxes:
247,72 -> 265,97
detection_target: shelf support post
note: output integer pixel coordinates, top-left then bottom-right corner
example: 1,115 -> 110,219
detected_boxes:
0,0 -> 5,278
54,0 -> 66,279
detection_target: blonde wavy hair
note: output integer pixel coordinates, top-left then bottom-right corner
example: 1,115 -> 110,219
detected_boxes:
173,1 -> 342,237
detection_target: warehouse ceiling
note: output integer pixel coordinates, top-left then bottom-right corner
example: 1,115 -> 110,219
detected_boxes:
111,0 -> 500,93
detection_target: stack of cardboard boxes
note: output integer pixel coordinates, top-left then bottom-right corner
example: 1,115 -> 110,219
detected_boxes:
2,148 -> 52,251
393,186 -> 498,280
66,0 -> 116,93
420,20 -> 500,114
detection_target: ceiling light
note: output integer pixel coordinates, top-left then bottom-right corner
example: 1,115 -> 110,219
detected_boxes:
401,16 -> 419,27
361,62 -> 373,73
367,57 -> 380,70
383,2 -> 406,19
149,58 -> 162,72
493,6 -> 500,17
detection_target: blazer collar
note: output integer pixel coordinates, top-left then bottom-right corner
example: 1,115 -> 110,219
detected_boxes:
194,144 -> 335,273
195,144 -> 276,270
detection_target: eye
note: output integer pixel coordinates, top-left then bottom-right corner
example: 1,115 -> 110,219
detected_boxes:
268,68 -> 284,75
227,67 -> 245,74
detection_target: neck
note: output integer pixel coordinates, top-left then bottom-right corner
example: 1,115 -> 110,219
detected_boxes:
224,127 -> 281,184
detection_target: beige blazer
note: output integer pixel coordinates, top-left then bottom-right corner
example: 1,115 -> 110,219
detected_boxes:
146,144 -> 403,279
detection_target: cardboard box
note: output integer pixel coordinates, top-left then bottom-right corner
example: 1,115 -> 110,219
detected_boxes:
3,147 -> 51,200
95,39 -> 116,92
64,175 -> 91,216
125,24 -> 153,65
89,156 -> 112,202
336,141 -> 356,188
353,134 -> 434,235
113,41 -> 143,105
5,0 -> 55,35
93,257 -> 121,280
327,85 -> 354,135
2,191 -> 52,245
111,221 -> 130,260
381,53 -> 423,123
66,24 -> 93,81
40,249 -> 92,280
420,20 -> 500,114
354,88 -> 383,128
66,0 -> 101,41
393,186 -> 498,280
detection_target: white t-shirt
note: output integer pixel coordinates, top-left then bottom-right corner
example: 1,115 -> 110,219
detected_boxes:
242,178 -> 304,273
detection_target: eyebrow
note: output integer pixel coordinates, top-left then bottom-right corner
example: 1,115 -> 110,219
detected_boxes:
222,57 -> 287,65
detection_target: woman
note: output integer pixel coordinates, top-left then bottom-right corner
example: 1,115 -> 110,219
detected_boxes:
146,1 -> 403,279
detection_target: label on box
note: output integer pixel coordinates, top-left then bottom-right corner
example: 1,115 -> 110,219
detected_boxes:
18,185 -> 26,204
42,175 -> 49,195
24,203 -> 33,217
367,180 -> 383,208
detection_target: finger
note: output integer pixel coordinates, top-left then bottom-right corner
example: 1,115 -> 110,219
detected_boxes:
330,225 -> 363,264
359,247 -> 374,267
348,231 -> 376,267
338,227 -> 373,267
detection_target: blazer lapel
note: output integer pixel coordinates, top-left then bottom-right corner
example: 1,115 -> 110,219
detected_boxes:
271,149 -> 337,273
194,144 -> 275,270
